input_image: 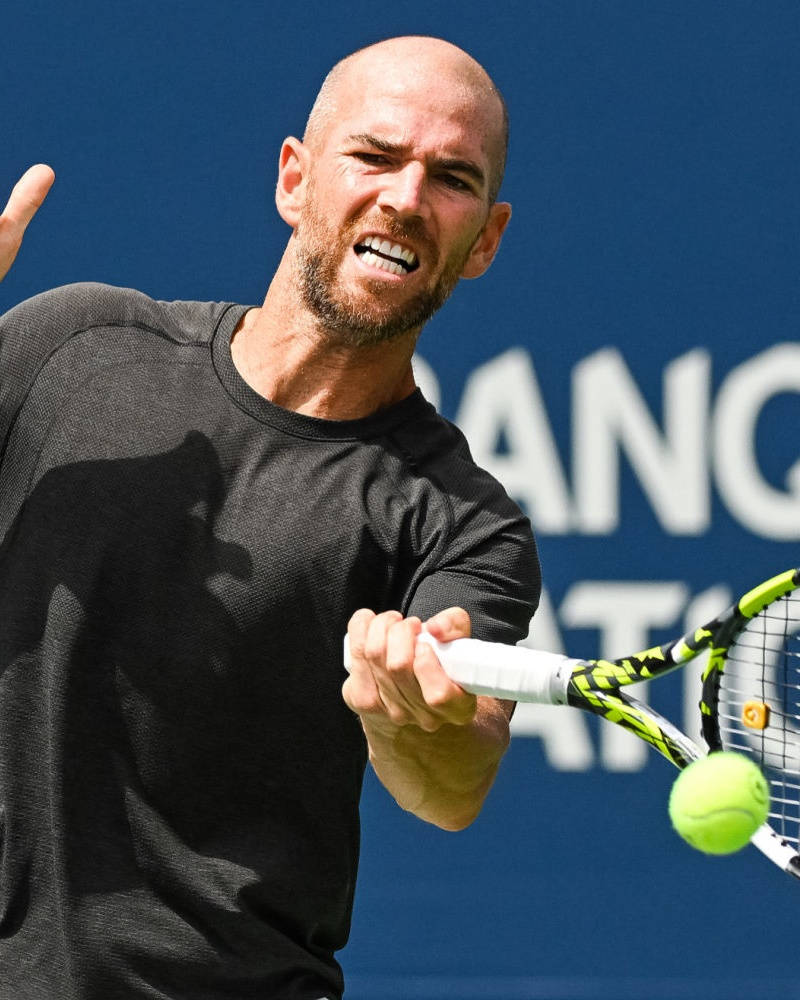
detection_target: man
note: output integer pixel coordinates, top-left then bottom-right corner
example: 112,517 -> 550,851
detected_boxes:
0,36 -> 539,1000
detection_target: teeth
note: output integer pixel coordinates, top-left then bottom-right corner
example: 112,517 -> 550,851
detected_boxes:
360,235 -> 417,268
361,250 -> 404,275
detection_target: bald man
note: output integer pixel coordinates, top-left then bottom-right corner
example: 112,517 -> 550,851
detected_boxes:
0,37 -> 539,1000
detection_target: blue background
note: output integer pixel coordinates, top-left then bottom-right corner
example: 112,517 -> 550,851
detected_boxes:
4,2 -> 800,997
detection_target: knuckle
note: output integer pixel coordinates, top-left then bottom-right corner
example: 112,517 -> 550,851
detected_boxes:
429,689 -> 476,724
385,704 -> 410,726
346,610 -> 374,659
424,686 -> 452,710
341,678 -> 374,712
418,713 -> 443,733
348,608 -> 375,630
385,650 -> 412,676
449,606 -> 471,634
0,232 -> 23,256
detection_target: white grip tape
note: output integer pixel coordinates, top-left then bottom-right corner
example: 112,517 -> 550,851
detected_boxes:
342,632 -> 577,705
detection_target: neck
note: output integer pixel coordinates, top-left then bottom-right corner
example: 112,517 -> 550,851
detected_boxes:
231,254 -> 419,421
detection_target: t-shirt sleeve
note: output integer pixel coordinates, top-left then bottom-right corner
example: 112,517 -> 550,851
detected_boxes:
0,282 -> 196,459
406,493 -> 541,647
0,284 -> 104,452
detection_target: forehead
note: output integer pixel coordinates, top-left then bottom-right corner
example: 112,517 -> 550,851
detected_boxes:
327,64 -> 498,165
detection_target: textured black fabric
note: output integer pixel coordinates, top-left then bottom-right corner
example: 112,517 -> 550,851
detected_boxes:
0,283 -> 540,999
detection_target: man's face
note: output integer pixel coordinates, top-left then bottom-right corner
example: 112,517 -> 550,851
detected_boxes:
291,68 -> 505,346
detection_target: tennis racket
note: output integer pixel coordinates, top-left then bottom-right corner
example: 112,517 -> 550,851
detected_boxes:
344,568 -> 800,879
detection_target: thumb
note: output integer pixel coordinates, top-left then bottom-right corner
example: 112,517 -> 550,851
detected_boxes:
2,164 -> 56,230
0,164 -> 55,281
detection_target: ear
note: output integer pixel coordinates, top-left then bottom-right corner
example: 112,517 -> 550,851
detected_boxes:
275,137 -> 311,229
460,202 -> 512,280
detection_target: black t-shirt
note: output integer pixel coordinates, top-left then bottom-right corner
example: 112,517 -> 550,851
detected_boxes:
0,283 -> 540,999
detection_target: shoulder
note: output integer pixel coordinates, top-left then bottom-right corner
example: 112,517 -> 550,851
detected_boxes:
0,282 -> 240,349
388,401 -> 541,631
391,402 -> 523,522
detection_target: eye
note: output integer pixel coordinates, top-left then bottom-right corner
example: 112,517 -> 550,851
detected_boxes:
353,152 -> 390,166
439,173 -> 472,193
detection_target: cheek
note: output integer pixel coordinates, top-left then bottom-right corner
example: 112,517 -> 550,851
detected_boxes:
440,215 -> 486,267
327,164 -> 375,206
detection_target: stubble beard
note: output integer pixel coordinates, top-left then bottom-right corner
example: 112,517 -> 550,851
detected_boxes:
294,201 -> 470,348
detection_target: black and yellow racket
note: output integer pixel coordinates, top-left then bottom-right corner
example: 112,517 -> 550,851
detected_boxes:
345,569 -> 800,878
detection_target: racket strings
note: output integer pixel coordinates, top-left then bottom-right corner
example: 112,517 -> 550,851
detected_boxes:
728,640 -> 800,665
717,592 -> 800,846
719,674 -> 800,699
729,638 -> 800,660
717,596 -> 800,833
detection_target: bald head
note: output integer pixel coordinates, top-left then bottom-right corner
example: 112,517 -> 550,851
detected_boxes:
304,36 -> 509,203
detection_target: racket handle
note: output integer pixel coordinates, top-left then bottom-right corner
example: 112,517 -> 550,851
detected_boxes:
343,632 -> 577,705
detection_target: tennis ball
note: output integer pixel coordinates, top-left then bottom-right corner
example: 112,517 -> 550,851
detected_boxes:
668,752 -> 769,855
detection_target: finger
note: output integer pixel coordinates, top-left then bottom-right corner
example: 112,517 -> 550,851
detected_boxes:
366,614 -> 440,728
342,609 -> 381,714
380,615 -> 424,706
341,663 -> 382,716
413,639 -> 478,727
361,610 -> 403,665
345,609 -> 402,707
423,606 -> 471,643
384,616 -> 422,676
346,608 -> 377,664
376,617 -> 473,731
1,164 -> 55,231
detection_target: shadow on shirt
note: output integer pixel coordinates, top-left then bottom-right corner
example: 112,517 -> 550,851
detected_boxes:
0,430 -> 260,902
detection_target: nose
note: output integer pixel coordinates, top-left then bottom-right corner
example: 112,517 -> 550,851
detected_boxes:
375,162 -> 429,219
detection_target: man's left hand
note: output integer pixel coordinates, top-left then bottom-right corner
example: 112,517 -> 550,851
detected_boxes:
0,165 -> 55,282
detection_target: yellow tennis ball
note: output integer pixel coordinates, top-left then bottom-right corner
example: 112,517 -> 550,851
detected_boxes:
668,752 -> 769,855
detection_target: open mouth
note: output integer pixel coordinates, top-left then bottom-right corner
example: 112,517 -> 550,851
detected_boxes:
354,235 -> 419,276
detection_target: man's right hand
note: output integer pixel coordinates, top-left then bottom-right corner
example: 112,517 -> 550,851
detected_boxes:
0,165 -> 55,282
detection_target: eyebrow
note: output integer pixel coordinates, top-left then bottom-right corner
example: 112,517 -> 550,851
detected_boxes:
344,133 -> 486,189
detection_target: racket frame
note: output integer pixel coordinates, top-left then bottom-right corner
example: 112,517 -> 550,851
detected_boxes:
342,569 -> 800,879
